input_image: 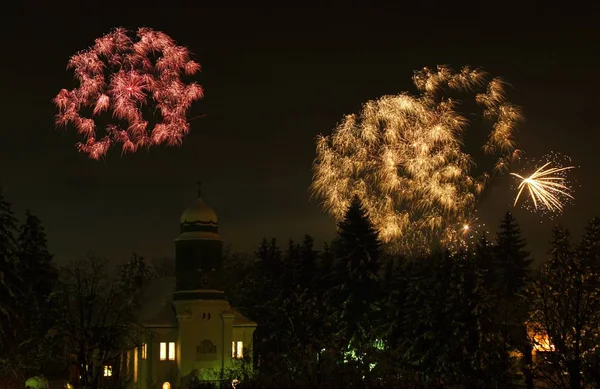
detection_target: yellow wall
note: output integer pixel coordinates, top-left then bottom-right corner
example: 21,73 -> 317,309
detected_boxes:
174,299 -> 232,381
146,327 -> 178,389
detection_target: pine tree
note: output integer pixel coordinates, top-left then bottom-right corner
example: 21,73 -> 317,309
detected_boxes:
297,235 -> 317,291
330,195 -> 382,361
0,187 -> 19,321
14,211 -> 59,379
0,188 -> 22,386
17,211 -> 57,301
494,211 -> 532,298
490,212 -> 533,386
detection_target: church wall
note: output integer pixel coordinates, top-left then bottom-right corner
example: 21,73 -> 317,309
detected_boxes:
147,327 -> 178,389
175,299 -> 233,381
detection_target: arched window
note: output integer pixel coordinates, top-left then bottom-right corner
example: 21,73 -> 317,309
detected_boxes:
162,382 -> 171,389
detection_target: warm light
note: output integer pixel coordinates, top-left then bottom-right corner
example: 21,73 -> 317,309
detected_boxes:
462,224 -> 470,231
103,365 -> 112,377
528,325 -> 555,354
237,341 -> 243,359
134,347 -> 138,383
160,342 -> 167,361
142,343 -> 147,360
162,382 -> 171,389
232,341 -> 244,359
168,342 -> 175,360
532,332 -> 554,353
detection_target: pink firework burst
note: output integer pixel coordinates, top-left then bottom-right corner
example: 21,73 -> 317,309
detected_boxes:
54,27 -> 204,159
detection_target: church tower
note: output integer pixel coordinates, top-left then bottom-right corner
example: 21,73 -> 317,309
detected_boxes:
174,181 -> 225,300
172,182 -> 236,381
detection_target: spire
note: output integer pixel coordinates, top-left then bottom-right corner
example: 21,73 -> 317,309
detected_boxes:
196,180 -> 202,198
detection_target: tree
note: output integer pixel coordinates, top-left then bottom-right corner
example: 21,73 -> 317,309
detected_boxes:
0,188 -> 24,388
492,211 -> 534,387
528,220 -> 600,389
118,253 -> 154,291
52,255 -> 145,389
0,187 -> 19,324
17,211 -> 57,300
11,211 -> 60,381
328,195 -> 382,364
398,250 -> 506,387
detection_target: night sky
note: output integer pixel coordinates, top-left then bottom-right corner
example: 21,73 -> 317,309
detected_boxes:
1,4 -> 599,264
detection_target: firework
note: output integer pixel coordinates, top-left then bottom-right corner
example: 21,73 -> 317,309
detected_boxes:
510,152 -> 575,215
54,27 -> 203,159
311,65 -> 523,254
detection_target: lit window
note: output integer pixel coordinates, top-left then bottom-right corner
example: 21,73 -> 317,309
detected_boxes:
168,342 -> 175,361
103,365 -> 112,377
142,343 -> 147,360
232,341 -> 243,359
162,383 -> 171,389
134,347 -> 138,383
160,342 -> 167,361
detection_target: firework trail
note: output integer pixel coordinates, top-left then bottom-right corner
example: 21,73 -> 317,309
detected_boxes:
54,27 -> 203,159
511,151 -> 576,216
311,65 -> 523,254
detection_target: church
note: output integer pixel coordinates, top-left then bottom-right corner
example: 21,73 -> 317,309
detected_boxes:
111,184 -> 257,389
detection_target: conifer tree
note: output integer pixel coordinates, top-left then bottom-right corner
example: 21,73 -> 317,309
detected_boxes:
14,211 -> 60,379
494,212 -> 532,298
17,211 -> 57,301
330,195 -> 382,360
490,212 -> 533,386
0,187 -> 19,321
0,188 -> 22,386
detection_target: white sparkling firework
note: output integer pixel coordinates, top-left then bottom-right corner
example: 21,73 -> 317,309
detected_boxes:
510,151 -> 576,216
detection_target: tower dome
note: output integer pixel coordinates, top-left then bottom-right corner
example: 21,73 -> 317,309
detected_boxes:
177,181 -> 221,241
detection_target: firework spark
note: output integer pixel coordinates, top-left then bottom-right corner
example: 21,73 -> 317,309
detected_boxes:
311,65 -> 523,254
54,27 -> 203,159
511,153 -> 575,214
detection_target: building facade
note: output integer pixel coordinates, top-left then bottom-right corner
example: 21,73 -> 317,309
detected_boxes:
114,187 -> 256,389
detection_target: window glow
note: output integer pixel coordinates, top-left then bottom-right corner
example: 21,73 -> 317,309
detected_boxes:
142,343 -> 147,360
134,347 -> 138,383
160,342 -> 167,361
231,341 -> 235,358
168,342 -> 175,360
236,341 -> 243,359
162,382 -> 171,389
103,365 -> 112,377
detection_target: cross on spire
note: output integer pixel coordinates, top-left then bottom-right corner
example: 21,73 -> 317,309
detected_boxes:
196,180 -> 202,198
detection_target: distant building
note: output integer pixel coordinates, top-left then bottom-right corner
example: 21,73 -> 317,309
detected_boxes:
110,184 -> 257,389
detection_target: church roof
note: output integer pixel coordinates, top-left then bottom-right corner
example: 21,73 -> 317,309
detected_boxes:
135,276 -> 257,328
180,197 -> 218,226
230,309 -> 257,328
177,182 -> 221,241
